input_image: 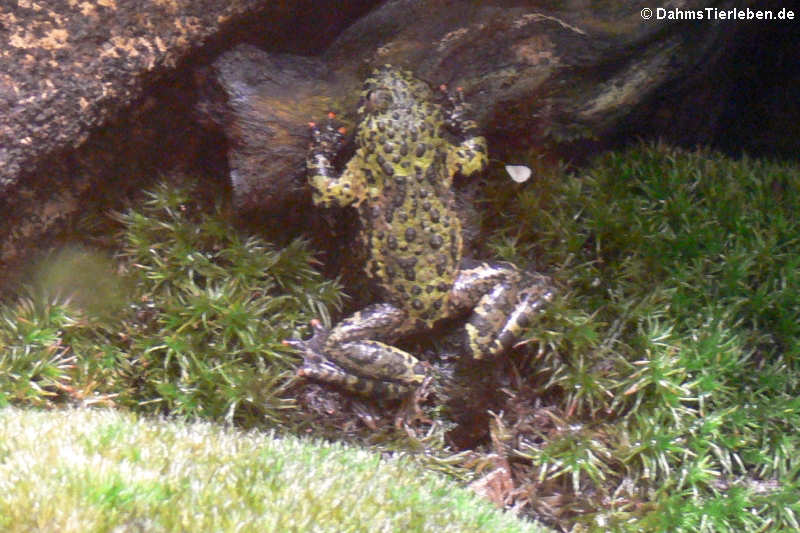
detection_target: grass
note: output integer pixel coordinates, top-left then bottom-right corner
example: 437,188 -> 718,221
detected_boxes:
0,406 -> 547,533
1,142 -> 799,531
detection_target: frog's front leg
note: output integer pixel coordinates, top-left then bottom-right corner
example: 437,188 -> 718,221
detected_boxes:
449,261 -> 554,359
441,87 -> 488,179
307,114 -> 366,207
286,303 -> 428,398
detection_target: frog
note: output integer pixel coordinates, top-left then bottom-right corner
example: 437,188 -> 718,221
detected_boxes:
285,65 -> 554,398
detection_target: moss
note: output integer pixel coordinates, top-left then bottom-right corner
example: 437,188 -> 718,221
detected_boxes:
482,141 -> 800,530
0,181 -> 344,427
2,142 -> 800,530
0,407 -> 548,533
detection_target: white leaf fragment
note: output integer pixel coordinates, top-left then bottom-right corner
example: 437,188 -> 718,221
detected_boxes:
505,164 -> 532,183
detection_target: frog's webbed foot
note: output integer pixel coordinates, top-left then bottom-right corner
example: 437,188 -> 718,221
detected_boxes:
486,273 -> 555,355
307,113 -> 346,185
306,113 -> 363,207
395,373 -> 435,432
308,112 -> 347,160
285,319 -> 355,391
438,84 -> 479,136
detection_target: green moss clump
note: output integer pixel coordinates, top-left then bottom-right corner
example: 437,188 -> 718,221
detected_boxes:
482,142 -> 800,530
3,142 -> 800,531
0,182 -> 343,427
0,407 -> 549,533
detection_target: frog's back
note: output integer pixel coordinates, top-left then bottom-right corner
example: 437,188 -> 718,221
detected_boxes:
354,66 -> 463,325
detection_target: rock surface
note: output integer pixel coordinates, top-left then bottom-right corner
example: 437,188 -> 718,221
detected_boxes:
0,0 -> 270,189
0,0 -> 379,279
1,0 -> 797,281
202,0 -> 754,211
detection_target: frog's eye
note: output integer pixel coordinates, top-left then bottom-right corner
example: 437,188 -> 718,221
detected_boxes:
365,88 -> 393,112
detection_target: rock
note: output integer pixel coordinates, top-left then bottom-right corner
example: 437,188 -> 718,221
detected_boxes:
0,0 -> 379,279
0,0 -> 269,277
2,1 -> 798,280
0,1 -> 266,190
196,46 -> 330,211
201,0 -> 755,212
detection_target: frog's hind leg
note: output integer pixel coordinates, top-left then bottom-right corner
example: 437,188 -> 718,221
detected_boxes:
467,273 -> 554,359
450,262 -> 554,360
288,303 -> 427,397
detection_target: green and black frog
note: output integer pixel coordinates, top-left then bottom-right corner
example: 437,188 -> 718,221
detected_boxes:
285,65 -> 553,398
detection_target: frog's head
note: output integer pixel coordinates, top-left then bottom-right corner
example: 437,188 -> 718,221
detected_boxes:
358,65 -> 433,119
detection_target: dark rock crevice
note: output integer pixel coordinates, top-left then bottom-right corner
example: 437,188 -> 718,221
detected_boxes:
614,10 -> 800,160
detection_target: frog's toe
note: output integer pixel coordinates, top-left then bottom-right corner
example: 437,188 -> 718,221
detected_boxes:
517,277 -> 556,316
284,322 -> 337,382
490,280 -> 555,351
309,114 -> 346,155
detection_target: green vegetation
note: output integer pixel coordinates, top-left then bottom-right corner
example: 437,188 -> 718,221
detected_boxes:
484,141 -> 800,530
0,182 -> 343,426
1,142 -> 799,531
0,407 -> 546,533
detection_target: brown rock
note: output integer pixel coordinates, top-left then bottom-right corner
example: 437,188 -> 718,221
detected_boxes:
203,0 -> 750,211
0,1 -> 379,278
0,0 -> 268,189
